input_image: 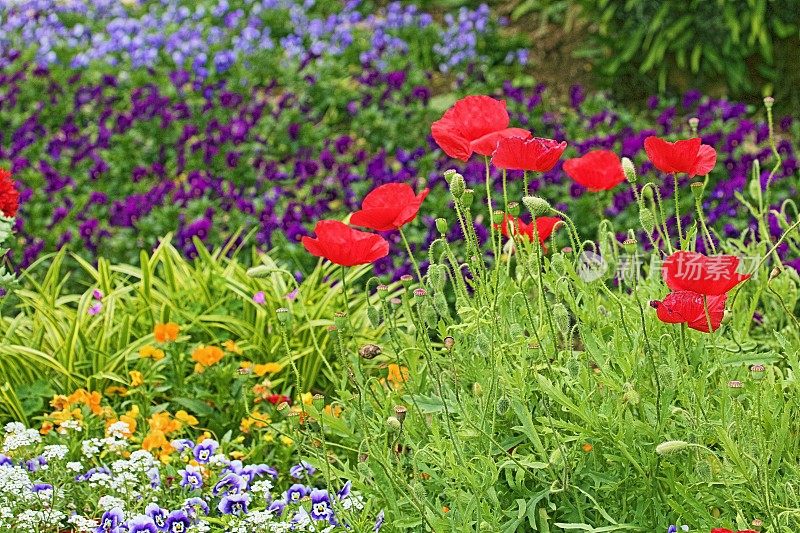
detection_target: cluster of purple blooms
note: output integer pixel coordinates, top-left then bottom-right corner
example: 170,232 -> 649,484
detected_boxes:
0,0 -> 517,76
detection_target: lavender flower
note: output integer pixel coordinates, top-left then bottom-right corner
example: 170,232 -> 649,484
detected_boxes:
192,439 -> 218,463
218,493 -> 249,515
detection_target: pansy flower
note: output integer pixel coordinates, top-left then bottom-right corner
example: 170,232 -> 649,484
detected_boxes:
164,510 -> 190,533
179,466 -> 203,489
145,503 -> 168,531
219,493 -> 250,515
183,497 -> 210,518
193,439 -> 218,463
286,483 -> 310,503
289,460 -> 317,479
97,508 -> 124,533
309,489 -> 334,522
213,473 -> 247,496
125,516 -> 158,533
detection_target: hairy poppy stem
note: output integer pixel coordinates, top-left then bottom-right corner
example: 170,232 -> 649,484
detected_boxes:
485,156 -> 498,262
399,228 -> 423,283
673,174 -> 683,248
502,168 -> 509,213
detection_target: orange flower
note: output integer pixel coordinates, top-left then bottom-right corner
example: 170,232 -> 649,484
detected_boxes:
191,345 -> 224,371
50,395 -> 70,410
148,412 -> 182,434
67,389 -> 104,415
129,371 -> 144,387
387,364 -> 409,389
223,340 -> 243,354
105,386 -> 128,396
154,322 -> 180,343
582,443 -> 593,453
139,345 -> 165,361
40,421 -> 54,435
323,404 -> 342,418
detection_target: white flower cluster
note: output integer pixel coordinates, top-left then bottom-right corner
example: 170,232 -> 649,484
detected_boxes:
81,436 -> 126,458
42,444 -> 69,461
2,423 -> 42,453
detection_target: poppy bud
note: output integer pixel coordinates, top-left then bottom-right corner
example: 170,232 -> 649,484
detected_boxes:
657,365 -> 676,390
386,416 -> 401,432
312,394 -> 325,410
522,195 -> 551,217
690,181 -> 705,202
621,157 -> 637,183
638,207 -> 655,234
247,265 -> 272,278
377,284 -> 389,292
491,210 -> 506,225
433,293 -> 449,318
655,440 -> 689,455
496,396 -> 509,415
622,238 -> 637,253
688,117 -> 699,135
358,344 -> 382,359
472,382 -> 483,397
413,288 -> 427,297
552,303 -> 570,334
443,168 -> 457,183
400,274 -> 413,285
763,96 -> 774,109
461,188 -> 474,206
622,387 -> 640,406
507,201 -> 520,217
435,218 -> 448,235
393,405 -> 407,423
367,306 -> 381,328
769,266 -> 782,280
449,172 -> 465,199
748,171 -> 761,200
389,297 -> 402,306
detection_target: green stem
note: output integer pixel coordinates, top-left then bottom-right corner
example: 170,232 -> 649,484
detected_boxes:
399,228 -> 423,283
673,174 -> 683,248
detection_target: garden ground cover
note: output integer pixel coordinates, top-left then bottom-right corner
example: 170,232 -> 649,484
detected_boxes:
1,0 -> 800,532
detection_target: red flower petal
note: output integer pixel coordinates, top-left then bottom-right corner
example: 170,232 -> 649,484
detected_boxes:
691,143 -> 717,176
0,168 -> 19,218
492,136 -> 567,172
654,291 -> 726,332
431,95 -> 510,161
470,127 -> 532,157
493,214 -> 560,245
350,184 -> 429,231
302,220 -> 389,266
662,251 -> 750,296
562,150 -> 626,191
644,136 -> 716,176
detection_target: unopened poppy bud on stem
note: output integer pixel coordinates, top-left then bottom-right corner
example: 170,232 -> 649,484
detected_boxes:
621,157 -> 637,183
764,96 -> 774,109
386,416 -> 401,432
461,189 -> 474,206
655,440 -> 689,455
449,172 -> 465,199
507,201 -> 520,217
443,169 -> 457,183
638,207 -> 655,234
688,117 -> 699,135
690,181 -> 705,201
522,196 -> 551,217
435,218 -> 448,235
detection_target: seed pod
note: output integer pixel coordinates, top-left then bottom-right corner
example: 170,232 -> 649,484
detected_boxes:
358,344 -> 382,359
386,416 -> 401,432
449,173 -> 465,199
443,336 -> 455,351
393,405 -> 407,423
507,201 -> 520,217
333,311 -> 348,331
496,396 -> 510,415
552,303 -> 570,334
367,306 -> 381,328
690,181 -> 705,200
435,218 -> 448,235
655,440 -> 689,455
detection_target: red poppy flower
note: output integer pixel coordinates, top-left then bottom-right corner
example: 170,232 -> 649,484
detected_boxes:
643,136 -> 717,176
349,183 -> 430,231
266,394 -> 291,405
562,150 -> 626,191
651,290 -> 726,332
491,136 -> 567,172
662,251 -> 750,296
301,220 -> 389,266
431,95 -> 531,161
493,214 -> 561,245
710,529 -> 757,533
0,168 -> 19,218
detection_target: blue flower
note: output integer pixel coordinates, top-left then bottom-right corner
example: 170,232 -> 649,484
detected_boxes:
218,493 -> 249,515
374,510 -> 385,532
0,454 -> 12,467
667,527 -> 677,533
146,467 -> 161,489
145,503 -> 168,531
164,510 -> 191,533
268,499 -> 286,517
337,480 -> 352,500
179,467 -> 203,489
32,483 -> 53,492
289,460 -> 316,479
286,483 -> 310,503
213,473 -> 247,496
125,515 -> 158,533
183,497 -> 210,518
193,439 -> 218,464
309,489 -> 334,522
241,463 -> 277,483
96,508 -> 124,533
170,439 -> 194,452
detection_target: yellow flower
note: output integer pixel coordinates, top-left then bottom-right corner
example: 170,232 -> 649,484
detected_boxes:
148,412 -> 182,434
280,435 -> 294,446
175,410 -> 199,426
324,404 -> 342,418
240,411 -> 270,433
230,451 -> 245,459
139,345 -> 165,361
154,322 -> 180,343
254,362 -> 281,376
129,371 -> 144,387
300,392 -> 313,406
223,340 -> 243,354
387,364 -> 409,389
264,432 -> 274,443
191,345 -> 225,370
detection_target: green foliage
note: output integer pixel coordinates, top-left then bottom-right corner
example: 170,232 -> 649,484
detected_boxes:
0,236 -> 400,428
513,0 -> 800,104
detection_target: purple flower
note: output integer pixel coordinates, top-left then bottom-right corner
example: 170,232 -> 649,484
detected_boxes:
0,455 -> 11,467
193,439 -> 218,463
125,516 -> 158,533
337,480 -> 352,500
285,483 -> 310,503
183,497 -> 210,517
164,510 -> 191,533
213,473 -> 247,496
146,467 -> 161,489
241,463 -> 277,483
252,291 -> 266,305
218,493 -> 249,515
145,503 -> 168,531
170,439 -> 194,452
32,483 -> 53,492
88,302 -> 102,315
268,499 -> 286,517
374,510 -> 385,532
92,289 -> 104,300
96,508 -> 124,533
179,467 -> 203,489
309,489 -> 333,521
289,460 -> 316,479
